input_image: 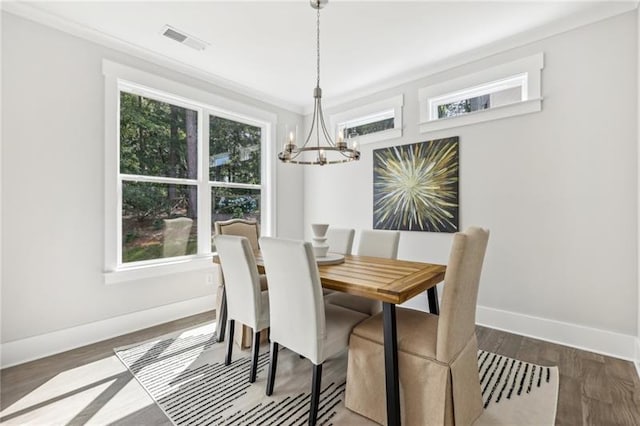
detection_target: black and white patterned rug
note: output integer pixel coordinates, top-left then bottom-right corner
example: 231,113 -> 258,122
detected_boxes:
115,323 -> 558,425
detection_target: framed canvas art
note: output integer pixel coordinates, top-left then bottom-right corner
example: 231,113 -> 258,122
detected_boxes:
373,137 -> 459,232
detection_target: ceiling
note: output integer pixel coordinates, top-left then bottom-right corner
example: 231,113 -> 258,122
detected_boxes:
10,1 -> 638,112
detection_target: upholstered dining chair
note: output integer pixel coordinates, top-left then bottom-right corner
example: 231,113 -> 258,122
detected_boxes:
259,237 -> 369,426
325,227 -> 356,255
321,227 -> 355,296
325,229 -> 400,315
214,219 -> 266,347
162,217 -> 193,258
214,235 -> 269,383
345,227 -> 490,426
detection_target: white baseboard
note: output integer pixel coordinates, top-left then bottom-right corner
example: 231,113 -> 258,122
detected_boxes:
1,294 -> 216,369
476,305 -> 637,361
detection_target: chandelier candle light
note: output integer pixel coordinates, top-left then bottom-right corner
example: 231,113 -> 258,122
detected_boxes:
278,0 -> 361,165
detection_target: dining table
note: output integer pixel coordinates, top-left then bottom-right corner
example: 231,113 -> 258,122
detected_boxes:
214,252 -> 446,426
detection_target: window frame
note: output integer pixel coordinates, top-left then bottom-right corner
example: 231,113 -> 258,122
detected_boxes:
330,94 -> 403,145
103,60 -> 277,283
419,53 -> 543,133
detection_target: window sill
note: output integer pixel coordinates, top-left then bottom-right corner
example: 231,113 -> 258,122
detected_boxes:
419,98 -> 542,134
104,256 -> 215,285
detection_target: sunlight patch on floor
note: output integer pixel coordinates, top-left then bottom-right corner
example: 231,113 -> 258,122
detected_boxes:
0,355 -> 157,425
0,356 -> 126,418
0,379 -> 116,425
87,377 -> 156,424
176,322 -> 216,340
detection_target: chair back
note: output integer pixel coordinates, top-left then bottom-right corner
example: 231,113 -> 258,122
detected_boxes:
436,227 -> 490,362
326,227 -> 355,255
162,217 -> 193,257
260,237 -> 326,363
214,235 -> 263,329
357,230 -> 400,259
215,219 -> 260,251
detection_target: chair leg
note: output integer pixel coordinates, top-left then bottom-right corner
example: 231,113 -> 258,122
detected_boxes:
217,287 -> 228,342
225,319 -> 235,366
266,341 -> 279,396
249,330 -> 261,383
309,363 -> 323,426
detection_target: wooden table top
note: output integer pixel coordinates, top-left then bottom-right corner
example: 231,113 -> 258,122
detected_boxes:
253,252 -> 446,305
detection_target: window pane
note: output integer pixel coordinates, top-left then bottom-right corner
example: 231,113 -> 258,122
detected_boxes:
490,86 -> 521,108
209,116 -> 261,184
211,187 -> 260,250
122,181 -> 197,263
344,117 -> 394,138
438,94 -> 491,119
120,92 -> 198,179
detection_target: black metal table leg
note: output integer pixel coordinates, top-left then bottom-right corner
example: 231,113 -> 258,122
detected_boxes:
427,287 -> 439,315
217,286 -> 228,342
382,302 -> 401,426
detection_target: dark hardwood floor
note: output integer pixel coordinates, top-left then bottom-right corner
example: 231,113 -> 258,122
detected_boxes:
1,311 -> 639,425
476,326 -> 640,425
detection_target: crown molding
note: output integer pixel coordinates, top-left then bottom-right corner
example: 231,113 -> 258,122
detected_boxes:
0,1 -> 305,115
1,1 -> 636,117
313,1 -> 638,115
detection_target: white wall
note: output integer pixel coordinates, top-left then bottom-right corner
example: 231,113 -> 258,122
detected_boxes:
636,6 -> 640,372
305,12 -> 638,353
0,12 -> 304,356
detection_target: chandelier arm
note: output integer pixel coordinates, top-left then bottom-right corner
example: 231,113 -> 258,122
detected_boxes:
317,99 -> 336,147
301,99 -> 319,149
316,99 -> 321,154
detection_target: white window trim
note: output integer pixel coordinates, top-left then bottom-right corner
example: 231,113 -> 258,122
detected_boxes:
102,60 -> 277,284
330,94 -> 403,145
419,53 -> 543,133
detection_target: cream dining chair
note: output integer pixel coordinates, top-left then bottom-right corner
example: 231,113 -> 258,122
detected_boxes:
325,229 -> 400,315
325,227 -> 355,255
259,237 -> 369,426
214,218 -> 266,346
322,227 -> 355,296
345,227 -> 490,425
214,235 -> 269,383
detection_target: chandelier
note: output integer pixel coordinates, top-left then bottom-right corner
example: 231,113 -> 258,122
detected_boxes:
278,0 -> 361,166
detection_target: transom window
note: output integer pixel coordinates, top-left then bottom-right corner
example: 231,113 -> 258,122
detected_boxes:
419,53 -> 543,133
430,74 -> 526,120
331,94 -> 404,145
340,109 -> 395,139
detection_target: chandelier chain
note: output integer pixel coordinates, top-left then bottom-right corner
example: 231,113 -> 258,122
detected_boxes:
316,3 -> 320,88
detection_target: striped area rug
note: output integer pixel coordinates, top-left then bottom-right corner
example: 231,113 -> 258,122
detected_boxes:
115,323 -> 558,425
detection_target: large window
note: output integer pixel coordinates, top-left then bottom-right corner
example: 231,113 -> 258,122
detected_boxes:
209,115 -> 262,251
103,60 -> 275,280
120,93 -> 199,263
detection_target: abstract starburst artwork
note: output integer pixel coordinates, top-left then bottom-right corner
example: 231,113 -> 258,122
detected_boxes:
373,137 -> 459,232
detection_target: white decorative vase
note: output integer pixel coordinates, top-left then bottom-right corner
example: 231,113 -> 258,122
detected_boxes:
311,223 -> 330,258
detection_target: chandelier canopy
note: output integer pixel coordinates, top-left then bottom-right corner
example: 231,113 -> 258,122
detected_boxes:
278,0 -> 361,166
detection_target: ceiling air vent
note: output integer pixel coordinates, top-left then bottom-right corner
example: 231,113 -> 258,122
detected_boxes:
161,25 -> 208,51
